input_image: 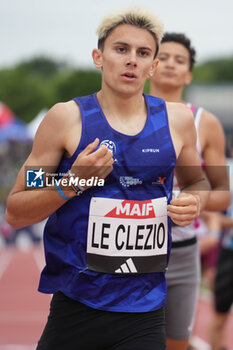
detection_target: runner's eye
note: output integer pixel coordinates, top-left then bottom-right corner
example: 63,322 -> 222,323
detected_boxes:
116,47 -> 126,53
139,50 -> 149,57
176,59 -> 186,64
158,56 -> 168,61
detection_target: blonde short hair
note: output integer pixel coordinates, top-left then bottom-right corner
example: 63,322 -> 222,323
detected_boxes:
97,8 -> 164,57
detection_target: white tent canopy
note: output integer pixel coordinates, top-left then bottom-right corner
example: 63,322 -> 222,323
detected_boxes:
27,109 -> 48,139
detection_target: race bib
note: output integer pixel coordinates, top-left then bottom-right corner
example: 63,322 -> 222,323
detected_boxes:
86,197 -> 168,274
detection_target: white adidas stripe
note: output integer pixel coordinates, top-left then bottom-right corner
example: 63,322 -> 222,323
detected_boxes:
126,258 -> 137,272
115,258 -> 138,273
121,262 -> 131,273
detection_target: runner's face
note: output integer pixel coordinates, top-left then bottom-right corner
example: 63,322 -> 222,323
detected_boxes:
153,42 -> 192,88
93,24 -> 157,96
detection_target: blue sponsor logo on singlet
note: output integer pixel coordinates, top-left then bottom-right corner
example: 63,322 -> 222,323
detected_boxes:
100,140 -> 118,163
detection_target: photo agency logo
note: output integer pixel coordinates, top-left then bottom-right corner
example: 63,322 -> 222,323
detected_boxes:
25,167 -> 105,190
26,168 -> 45,188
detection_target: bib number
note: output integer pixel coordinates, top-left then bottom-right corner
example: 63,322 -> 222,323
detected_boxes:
86,197 -> 168,274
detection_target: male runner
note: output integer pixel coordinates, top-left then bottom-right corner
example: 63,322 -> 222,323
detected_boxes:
150,32 -> 230,350
6,12 -> 209,350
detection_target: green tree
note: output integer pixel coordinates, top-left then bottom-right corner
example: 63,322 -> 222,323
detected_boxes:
18,56 -> 65,77
0,67 -> 47,122
193,57 -> 233,82
52,70 -> 101,104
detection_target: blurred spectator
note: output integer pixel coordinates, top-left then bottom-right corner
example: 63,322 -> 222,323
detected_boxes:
0,101 -> 44,248
199,211 -> 222,291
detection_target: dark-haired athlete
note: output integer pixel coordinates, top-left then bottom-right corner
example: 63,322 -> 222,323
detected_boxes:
150,32 -> 230,350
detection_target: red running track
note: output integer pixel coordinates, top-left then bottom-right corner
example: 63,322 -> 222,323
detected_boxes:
0,246 -> 50,349
0,246 -> 232,350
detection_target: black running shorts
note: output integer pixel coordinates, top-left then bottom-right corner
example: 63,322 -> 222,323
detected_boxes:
37,292 -> 166,350
214,247 -> 233,313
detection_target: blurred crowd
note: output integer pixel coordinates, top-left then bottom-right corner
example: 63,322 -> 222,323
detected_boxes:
0,102 -> 43,249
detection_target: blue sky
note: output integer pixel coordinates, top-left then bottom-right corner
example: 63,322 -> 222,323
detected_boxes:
1,0 -> 233,68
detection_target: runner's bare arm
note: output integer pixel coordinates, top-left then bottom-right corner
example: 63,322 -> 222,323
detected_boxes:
5,102 -> 114,228
167,103 -> 210,226
200,111 -> 230,211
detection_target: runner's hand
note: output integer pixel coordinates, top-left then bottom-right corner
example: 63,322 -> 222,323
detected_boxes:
70,138 -> 114,189
167,192 -> 200,226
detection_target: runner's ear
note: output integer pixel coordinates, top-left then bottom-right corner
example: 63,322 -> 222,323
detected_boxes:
184,71 -> 192,85
147,58 -> 159,78
92,49 -> 103,69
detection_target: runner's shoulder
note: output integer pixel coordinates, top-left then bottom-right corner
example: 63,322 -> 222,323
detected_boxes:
200,109 -> 223,130
31,100 -> 81,153
166,101 -> 194,130
43,100 -> 81,131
